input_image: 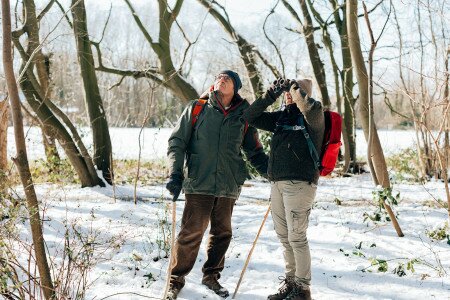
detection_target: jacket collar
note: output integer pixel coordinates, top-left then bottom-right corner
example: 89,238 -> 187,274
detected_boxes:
209,91 -> 245,115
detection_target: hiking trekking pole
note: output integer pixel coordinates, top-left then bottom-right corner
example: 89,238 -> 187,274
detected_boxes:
162,192 -> 179,300
232,202 -> 271,299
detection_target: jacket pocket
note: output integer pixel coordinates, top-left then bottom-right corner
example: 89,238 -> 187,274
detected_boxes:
232,158 -> 248,186
187,153 -> 200,180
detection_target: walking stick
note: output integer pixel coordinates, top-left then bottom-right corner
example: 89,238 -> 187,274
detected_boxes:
232,202 -> 271,299
162,193 -> 179,300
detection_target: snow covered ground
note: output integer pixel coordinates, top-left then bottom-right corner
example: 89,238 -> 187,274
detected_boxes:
6,127 -> 450,300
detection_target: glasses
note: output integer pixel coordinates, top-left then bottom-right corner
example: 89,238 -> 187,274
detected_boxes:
215,74 -> 232,82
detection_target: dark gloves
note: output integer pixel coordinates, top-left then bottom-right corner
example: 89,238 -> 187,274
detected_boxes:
166,173 -> 183,200
267,78 -> 292,101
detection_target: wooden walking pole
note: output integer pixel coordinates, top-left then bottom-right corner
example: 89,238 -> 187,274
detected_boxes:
163,194 -> 178,300
232,203 -> 271,299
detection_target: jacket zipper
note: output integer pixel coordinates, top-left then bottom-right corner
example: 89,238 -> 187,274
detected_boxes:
288,143 -> 301,162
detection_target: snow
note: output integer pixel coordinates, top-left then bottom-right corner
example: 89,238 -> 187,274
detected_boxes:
7,127 -> 417,161
5,127 -> 450,300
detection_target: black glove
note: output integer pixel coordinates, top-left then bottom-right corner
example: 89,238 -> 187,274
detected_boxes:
267,78 -> 292,101
166,173 -> 183,201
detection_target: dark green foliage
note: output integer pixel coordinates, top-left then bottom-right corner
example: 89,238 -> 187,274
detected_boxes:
363,187 -> 400,223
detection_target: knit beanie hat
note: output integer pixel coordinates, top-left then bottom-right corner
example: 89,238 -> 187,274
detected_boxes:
218,70 -> 242,94
296,79 -> 313,97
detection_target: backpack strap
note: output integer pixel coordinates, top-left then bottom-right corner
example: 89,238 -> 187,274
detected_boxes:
191,99 -> 208,127
297,115 -> 321,171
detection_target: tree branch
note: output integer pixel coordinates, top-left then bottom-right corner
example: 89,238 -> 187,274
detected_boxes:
282,0 -> 304,26
37,0 -> 56,23
263,0 -> 285,77
55,0 -> 73,28
123,0 -> 156,46
90,41 -> 162,84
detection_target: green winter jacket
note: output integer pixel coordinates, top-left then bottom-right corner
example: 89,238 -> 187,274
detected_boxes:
167,91 -> 268,199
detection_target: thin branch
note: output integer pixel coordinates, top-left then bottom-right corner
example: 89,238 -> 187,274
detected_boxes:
55,0 -> 73,28
263,0 -> 285,77
108,75 -> 126,90
16,0 -> 82,85
169,0 -> 184,20
254,49 -> 282,79
285,26 -> 303,34
197,0 -> 237,39
174,9 -> 208,74
312,0 -> 384,31
374,0 -> 392,45
282,0 -> 303,26
211,0 -> 232,24
37,0 -> 56,22
123,0 -> 156,46
91,41 -> 162,84
98,3 -> 112,45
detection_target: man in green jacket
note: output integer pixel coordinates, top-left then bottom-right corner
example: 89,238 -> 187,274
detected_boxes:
165,70 -> 268,299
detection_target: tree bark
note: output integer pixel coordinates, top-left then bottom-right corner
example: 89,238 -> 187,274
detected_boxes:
1,0 -> 55,298
20,71 -> 101,187
445,46 -> 449,218
298,0 -> 330,107
13,0 -> 101,187
307,0 -> 355,172
71,0 -> 113,184
22,0 -> 61,167
329,0 -> 357,172
347,0 -> 403,237
0,97 -> 8,190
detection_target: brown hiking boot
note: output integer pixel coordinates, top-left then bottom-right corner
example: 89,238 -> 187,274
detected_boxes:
166,281 -> 184,300
267,276 -> 295,300
202,276 -> 229,298
285,283 -> 311,300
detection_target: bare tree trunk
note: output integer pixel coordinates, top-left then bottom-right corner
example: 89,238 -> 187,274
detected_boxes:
12,0 -> 101,188
41,127 -> 60,170
1,0 -> 55,298
445,46 -> 450,218
19,72 -> 101,187
0,97 -> 8,191
347,0 -> 403,237
71,0 -> 113,184
340,19 -> 357,172
22,0 -> 61,167
328,0 -> 357,172
298,0 -> 330,107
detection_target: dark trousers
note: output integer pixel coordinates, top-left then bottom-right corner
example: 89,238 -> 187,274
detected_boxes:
170,194 -> 236,286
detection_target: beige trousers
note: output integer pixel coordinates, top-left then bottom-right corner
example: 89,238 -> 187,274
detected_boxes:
270,180 -> 317,287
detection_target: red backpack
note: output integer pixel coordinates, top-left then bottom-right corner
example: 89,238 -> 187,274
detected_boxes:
282,110 -> 342,176
319,111 -> 342,176
191,98 -> 250,134
191,99 -> 208,127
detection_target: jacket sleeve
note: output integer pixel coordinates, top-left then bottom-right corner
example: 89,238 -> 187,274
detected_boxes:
242,92 -> 280,132
242,125 -> 269,177
167,101 -> 195,177
297,96 -> 324,131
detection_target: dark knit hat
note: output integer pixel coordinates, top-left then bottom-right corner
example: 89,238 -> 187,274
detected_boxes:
217,70 -> 242,94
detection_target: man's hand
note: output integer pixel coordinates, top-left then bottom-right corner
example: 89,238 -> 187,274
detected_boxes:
267,78 -> 292,101
166,174 -> 183,200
